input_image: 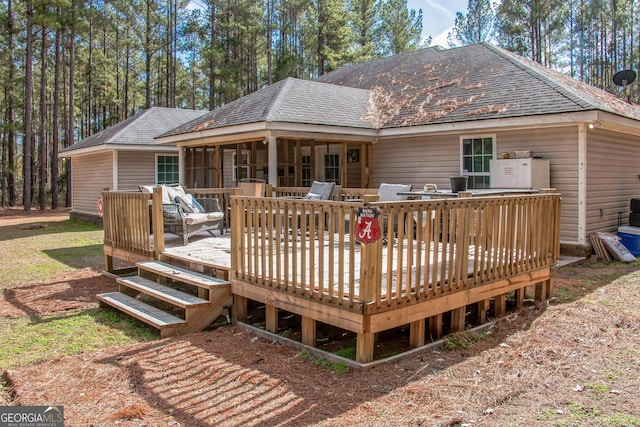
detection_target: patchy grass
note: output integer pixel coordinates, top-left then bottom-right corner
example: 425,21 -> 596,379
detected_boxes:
0,217 -> 104,289
0,308 -> 156,371
443,329 -> 491,351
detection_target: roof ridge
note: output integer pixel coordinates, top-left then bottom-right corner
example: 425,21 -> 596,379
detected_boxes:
481,42 -> 595,110
94,108 -> 151,144
264,77 -> 297,121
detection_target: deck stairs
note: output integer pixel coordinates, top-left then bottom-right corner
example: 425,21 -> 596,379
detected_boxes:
97,260 -> 231,338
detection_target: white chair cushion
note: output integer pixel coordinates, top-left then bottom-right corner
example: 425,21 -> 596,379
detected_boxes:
184,212 -> 224,225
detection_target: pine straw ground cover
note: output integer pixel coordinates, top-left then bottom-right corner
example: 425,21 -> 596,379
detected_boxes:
1,211 -> 640,426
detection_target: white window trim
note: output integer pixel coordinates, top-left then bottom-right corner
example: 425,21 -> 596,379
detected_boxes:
232,150 -> 250,183
459,134 -> 496,177
155,153 -> 179,185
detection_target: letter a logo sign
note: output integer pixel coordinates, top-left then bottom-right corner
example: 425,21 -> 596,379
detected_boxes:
354,205 -> 381,244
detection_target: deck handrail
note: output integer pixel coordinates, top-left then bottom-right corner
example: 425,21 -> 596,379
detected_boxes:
102,189 -> 160,260
102,187 -> 236,264
230,193 -> 561,313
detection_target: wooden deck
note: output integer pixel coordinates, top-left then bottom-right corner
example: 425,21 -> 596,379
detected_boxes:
102,187 -> 561,363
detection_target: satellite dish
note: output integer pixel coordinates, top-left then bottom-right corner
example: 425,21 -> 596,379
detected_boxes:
613,69 -> 636,87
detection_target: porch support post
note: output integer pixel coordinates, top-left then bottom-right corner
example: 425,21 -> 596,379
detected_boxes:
267,136 -> 277,186
514,287 -> 525,308
450,307 -> 466,332
494,294 -> 506,317
476,299 -> 490,324
178,145 -> 185,185
535,279 -> 551,301
429,314 -> 443,340
356,332 -> 374,363
301,316 -> 316,347
232,295 -> 248,323
409,319 -> 425,348
265,305 -> 278,333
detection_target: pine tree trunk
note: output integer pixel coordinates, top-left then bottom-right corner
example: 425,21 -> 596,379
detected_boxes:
39,27 -> 48,211
6,0 -> 16,206
52,15 -> 61,209
65,0 -> 76,208
24,0 -> 34,211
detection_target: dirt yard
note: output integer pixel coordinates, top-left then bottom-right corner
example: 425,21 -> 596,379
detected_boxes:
1,210 -> 639,426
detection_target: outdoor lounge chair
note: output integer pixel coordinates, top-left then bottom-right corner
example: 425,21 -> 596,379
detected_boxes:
140,184 -> 224,245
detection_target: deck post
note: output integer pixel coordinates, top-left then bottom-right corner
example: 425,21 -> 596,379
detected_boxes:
514,287 -> 525,308
450,307 -> 466,332
356,216 -> 382,363
494,294 -> 506,317
232,295 -> 248,323
429,314 -> 443,340
409,319 -> 425,348
535,279 -> 549,301
476,299 -> 489,324
152,186 -> 165,257
265,305 -> 278,333
301,316 -> 316,347
356,332 -> 375,363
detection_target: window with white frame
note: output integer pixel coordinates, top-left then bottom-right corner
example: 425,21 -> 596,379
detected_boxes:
233,151 -> 249,182
157,155 -> 179,184
301,155 -> 311,186
461,136 -> 494,189
324,153 -> 341,184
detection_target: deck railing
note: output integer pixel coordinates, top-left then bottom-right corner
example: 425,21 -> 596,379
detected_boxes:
102,187 -> 236,264
102,189 -> 159,260
230,193 -> 561,313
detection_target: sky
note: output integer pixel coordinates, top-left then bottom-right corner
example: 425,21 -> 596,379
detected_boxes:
408,0 -> 470,47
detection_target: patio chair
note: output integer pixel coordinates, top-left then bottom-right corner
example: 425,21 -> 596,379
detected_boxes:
140,184 -> 224,245
377,183 -> 412,243
281,180 -> 336,200
281,181 -> 336,237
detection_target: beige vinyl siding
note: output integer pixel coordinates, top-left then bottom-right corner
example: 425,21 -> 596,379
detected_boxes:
586,128 -> 640,236
71,152 -> 114,216
117,151 -> 159,190
496,126 -> 579,245
373,126 -> 579,245
372,134 -> 460,190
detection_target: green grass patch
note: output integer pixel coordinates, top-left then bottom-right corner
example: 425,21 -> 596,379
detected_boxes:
553,403 -> 640,426
0,308 -> 157,371
333,346 -> 356,360
443,329 -> 491,351
314,358 -> 348,374
0,219 -> 104,289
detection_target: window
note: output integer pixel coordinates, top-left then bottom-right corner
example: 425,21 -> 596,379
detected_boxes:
301,155 -> 311,186
324,154 -> 341,184
157,155 -> 179,185
462,136 -> 494,189
233,151 -> 249,182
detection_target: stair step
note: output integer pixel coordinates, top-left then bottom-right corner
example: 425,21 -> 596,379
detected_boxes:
97,292 -> 185,329
137,261 -> 230,290
117,276 -> 210,308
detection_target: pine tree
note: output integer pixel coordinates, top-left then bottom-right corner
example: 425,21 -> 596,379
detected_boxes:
378,0 -> 423,56
448,0 -> 494,46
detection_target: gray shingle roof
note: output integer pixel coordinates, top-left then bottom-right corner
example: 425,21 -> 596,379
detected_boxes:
62,107 -> 207,153
315,42 -> 640,128
163,78 -> 371,137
